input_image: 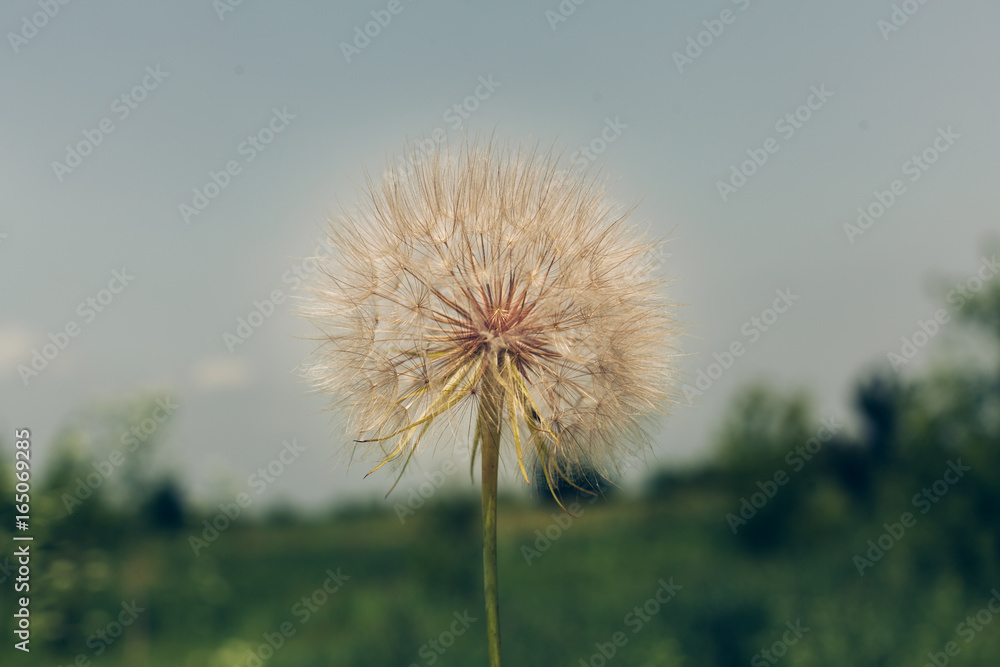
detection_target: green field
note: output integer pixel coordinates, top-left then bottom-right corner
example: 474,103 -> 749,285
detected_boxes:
5,441 -> 1000,667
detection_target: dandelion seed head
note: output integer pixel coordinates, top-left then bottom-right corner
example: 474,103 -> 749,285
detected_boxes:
301,139 -> 680,486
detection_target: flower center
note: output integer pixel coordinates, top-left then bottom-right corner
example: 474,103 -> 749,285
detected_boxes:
486,306 -> 516,334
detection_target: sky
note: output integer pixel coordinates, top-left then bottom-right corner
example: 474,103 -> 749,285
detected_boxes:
2,0 -> 999,511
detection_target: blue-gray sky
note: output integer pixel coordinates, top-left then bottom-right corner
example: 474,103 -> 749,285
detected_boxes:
2,0 -> 998,510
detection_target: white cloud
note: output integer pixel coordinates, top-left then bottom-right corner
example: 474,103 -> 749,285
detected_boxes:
188,354 -> 256,392
0,323 -> 35,379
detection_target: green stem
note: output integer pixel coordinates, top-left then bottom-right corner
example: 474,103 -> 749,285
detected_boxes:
480,364 -> 504,667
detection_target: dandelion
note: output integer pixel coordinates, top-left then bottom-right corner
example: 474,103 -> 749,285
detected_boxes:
300,138 -> 679,665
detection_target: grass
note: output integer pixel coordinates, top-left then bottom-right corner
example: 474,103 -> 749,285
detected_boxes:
10,468 -> 1000,667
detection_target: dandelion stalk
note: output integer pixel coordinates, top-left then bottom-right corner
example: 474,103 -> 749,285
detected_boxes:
478,361 -> 504,665
300,138 -> 679,662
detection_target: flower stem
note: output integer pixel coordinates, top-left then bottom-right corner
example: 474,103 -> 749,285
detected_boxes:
480,365 -> 504,667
